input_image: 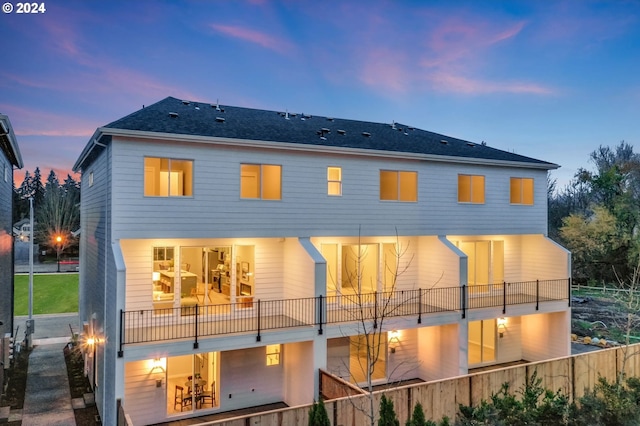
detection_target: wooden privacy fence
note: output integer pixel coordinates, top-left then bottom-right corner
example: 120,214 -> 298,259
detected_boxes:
176,343 -> 640,426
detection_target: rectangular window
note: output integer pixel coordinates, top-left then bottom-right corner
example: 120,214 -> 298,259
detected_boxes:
144,157 -> 193,197
510,177 -> 534,205
241,164 -> 282,200
266,344 -> 281,366
380,170 -> 417,201
458,174 -> 485,204
327,167 -> 342,196
152,247 -> 175,311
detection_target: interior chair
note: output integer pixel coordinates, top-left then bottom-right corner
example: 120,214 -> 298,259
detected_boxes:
199,381 -> 215,407
174,385 -> 192,412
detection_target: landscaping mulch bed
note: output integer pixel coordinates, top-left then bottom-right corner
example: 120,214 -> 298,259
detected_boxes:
1,345 -> 29,426
64,344 -> 101,425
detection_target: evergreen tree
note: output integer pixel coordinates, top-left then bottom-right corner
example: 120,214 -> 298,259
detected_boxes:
406,402 -> 426,426
378,395 -> 399,426
309,399 -> 330,426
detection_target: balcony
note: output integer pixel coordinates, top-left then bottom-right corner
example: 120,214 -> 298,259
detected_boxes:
118,279 -> 570,356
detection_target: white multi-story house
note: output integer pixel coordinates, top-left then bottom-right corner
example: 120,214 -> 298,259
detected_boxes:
72,97 -> 571,425
1,114 -> 23,391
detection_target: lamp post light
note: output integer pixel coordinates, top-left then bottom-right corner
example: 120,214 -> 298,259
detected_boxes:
55,235 -> 63,272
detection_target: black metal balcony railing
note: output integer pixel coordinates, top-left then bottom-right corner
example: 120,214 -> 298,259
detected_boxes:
118,278 -> 570,356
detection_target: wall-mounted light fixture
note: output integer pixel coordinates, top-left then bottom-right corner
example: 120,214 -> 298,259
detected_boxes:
497,317 -> 507,338
388,330 -> 401,353
149,357 -> 166,387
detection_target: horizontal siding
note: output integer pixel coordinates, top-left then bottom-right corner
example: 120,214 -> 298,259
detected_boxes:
109,138 -> 550,240
220,346 -> 285,410
521,311 -> 570,361
124,360 -> 166,426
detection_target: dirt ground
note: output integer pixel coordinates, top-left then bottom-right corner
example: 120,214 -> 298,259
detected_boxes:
571,291 -> 639,344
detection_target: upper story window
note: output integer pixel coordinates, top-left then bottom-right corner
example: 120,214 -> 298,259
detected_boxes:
144,157 -> 193,197
510,177 -> 534,205
328,167 -> 342,196
458,174 -> 485,204
380,170 -> 417,202
241,164 -> 282,200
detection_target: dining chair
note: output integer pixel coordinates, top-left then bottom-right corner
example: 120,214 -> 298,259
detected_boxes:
174,385 -> 192,411
199,381 -> 215,406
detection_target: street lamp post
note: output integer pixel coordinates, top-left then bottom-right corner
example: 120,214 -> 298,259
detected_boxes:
55,235 -> 63,272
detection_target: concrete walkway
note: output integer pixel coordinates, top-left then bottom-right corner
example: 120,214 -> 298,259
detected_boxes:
15,313 -> 80,426
22,342 -> 76,425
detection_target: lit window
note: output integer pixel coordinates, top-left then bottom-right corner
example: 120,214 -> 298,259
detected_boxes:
458,174 -> 485,204
241,164 -> 282,200
266,344 -> 281,366
510,177 -> 534,205
380,170 -> 417,201
144,157 -> 193,197
328,167 -> 342,196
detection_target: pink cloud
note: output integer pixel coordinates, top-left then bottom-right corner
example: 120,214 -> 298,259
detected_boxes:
346,10 -> 554,97
428,72 -> 554,95
210,23 -> 294,55
0,104 -> 97,137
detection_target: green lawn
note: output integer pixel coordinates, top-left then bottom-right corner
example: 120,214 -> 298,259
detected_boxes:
14,273 -> 79,315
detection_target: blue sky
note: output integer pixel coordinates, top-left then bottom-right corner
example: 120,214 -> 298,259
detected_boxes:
2,0 -> 639,189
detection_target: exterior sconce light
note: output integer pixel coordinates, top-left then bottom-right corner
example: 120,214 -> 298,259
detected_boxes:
388,330 -> 401,353
497,317 -> 507,338
150,358 -> 166,387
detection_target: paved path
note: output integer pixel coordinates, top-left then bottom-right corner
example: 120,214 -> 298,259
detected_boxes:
16,313 -> 80,426
22,342 -> 76,425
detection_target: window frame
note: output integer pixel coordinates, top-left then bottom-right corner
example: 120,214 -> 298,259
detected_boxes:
379,169 -> 418,202
327,166 -> 342,196
144,157 -> 194,197
458,174 -> 485,204
240,163 -> 282,200
510,177 -> 534,205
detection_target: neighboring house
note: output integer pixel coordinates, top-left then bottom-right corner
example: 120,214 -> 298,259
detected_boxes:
0,114 -> 23,388
12,218 -> 31,242
72,97 -> 571,425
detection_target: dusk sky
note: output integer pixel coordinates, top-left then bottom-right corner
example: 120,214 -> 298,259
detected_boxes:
2,0 -> 639,190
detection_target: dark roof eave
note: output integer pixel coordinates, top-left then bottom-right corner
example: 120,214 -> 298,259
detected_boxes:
90,127 -> 559,171
0,114 -> 23,168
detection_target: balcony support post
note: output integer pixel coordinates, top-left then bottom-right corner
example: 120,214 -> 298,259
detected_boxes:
373,291 -> 378,329
536,280 -> 540,311
417,288 -> 422,324
502,281 -> 506,314
193,305 -> 199,349
461,285 -> 466,319
118,309 -> 124,357
318,295 -> 324,335
256,299 -> 262,342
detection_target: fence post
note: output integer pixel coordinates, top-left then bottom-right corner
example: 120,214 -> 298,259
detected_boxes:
256,299 -> 262,342
568,278 -> 572,307
536,280 -> 540,311
118,309 -> 124,357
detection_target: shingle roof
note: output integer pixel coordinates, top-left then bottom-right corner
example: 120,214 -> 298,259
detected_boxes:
92,96 -> 556,169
